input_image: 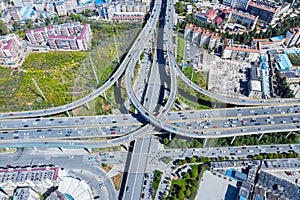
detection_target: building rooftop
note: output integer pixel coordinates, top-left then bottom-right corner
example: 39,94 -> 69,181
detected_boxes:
249,80 -> 262,92
248,0 -> 279,13
276,54 -> 293,71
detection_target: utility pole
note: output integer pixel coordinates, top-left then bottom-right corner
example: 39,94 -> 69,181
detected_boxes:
32,78 -> 47,101
90,55 -> 99,85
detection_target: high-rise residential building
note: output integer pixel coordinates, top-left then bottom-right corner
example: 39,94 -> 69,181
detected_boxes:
26,22 -> 92,51
285,26 -> 300,47
223,0 -> 250,10
246,0 -> 279,23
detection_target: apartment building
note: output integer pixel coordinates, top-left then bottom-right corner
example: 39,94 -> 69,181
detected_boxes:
285,26 -> 300,47
227,10 -> 258,30
0,34 -> 22,64
222,39 -> 261,61
55,1 -> 68,16
184,24 -> 222,50
246,0 -> 279,23
223,0 -> 250,10
26,22 -> 92,50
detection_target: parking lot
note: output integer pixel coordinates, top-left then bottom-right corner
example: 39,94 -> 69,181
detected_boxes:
196,171 -> 238,200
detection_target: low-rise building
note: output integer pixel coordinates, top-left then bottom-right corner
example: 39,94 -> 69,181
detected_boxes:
13,187 -> 40,200
285,26 -> 300,47
112,12 -> 144,21
0,34 -> 22,66
222,39 -> 260,61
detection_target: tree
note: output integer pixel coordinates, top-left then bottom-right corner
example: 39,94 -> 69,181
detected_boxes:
0,20 -> 7,35
185,188 -> 191,197
190,157 -> 196,163
164,138 -> 169,145
178,190 -> 185,199
184,172 -> 190,179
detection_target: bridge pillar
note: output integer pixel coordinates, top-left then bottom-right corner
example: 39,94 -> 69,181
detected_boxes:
258,133 -> 264,141
286,131 -> 293,138
32,147 -> 38,151
230,136 -> 236,145
169,133 -> 172,141
103,92 -> 107,100
203,138 -> 208,148
66,111 -> 71,117
58,147 -> 63,152
86,103 -> 90,110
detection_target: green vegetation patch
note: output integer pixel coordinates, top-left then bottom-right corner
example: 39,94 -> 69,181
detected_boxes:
91,146 -> 121,153
177,36 -> 185,63
167,164 -> 209,200
0,22 -> 141,112
164,137 -> 203,149
288,54 -> 300,66
152,170 -> 163,199
211,132 -> 299,147
161,156 -> 173,165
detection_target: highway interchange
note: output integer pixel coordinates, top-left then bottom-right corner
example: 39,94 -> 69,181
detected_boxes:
0,0 -> 300,199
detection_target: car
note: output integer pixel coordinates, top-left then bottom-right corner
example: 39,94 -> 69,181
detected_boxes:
9,113 -> 14,116
242,100 -> 247,102
99,183 -> 104,188
111,131 -> 116,134
126,186 -> 129,192
44,142 -> 48,144
141,193 -> 145,198
213,126 -> 218,128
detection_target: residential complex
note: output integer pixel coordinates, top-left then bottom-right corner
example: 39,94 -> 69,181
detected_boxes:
0,34 -> 22,66
26,22 -> 92,50
184,24 -> 222,51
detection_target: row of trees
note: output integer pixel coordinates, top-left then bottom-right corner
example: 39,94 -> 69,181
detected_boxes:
215,132 -> 299,147
252,152 -> 299,160
274,76 -> 295,98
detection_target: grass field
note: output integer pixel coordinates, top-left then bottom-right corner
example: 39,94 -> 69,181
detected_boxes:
177,36 -> 185,63
0,23 -> 141,112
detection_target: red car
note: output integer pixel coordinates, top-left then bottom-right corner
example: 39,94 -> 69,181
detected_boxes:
9,113 -> 14,116
111,132 -> 116,134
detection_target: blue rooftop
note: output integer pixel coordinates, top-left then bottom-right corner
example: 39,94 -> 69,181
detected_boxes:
277,54 -> 293,71
284,49 -> 300,55
270,35 -> 284,41
96,0 -> 106,5
20,7 -> 35,21
239,196 -> 247,200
